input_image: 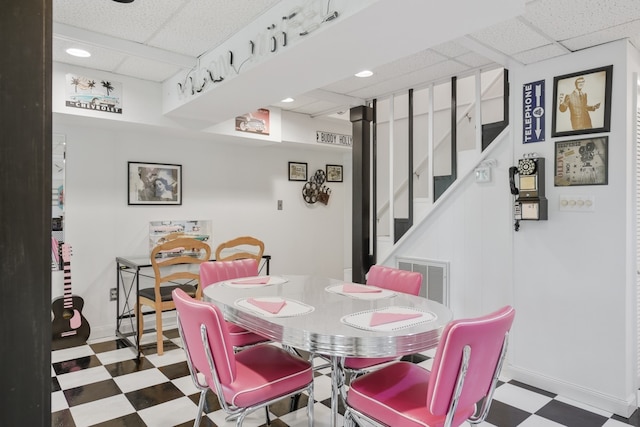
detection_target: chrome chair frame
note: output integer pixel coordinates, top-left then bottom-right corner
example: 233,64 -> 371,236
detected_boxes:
176,311 -> 314,427
344,331 -> 510,427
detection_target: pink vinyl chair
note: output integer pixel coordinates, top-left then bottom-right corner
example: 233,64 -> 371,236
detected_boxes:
199,259 -> 270,349
173,288 -> 314,427
340,265 -> 424,380
344,305 -> 516,427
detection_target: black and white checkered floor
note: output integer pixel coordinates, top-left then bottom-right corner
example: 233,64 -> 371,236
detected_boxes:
52,330 -> 640,427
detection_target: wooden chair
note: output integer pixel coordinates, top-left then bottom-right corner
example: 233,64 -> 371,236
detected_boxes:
137,237 -> 211,355
215,236 -> 264,263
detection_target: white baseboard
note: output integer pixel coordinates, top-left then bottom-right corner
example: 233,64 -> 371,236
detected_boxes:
504,365 -> 637,418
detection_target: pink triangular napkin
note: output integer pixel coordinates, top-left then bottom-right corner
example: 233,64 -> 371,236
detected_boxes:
247,298 -> 286,314
369,312 -> 423,327
342,283 -> 382,293
231,277 -> 270,285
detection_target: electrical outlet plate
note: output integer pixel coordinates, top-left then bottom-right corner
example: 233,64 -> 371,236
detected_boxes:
559,195 -> 595,212
109,288 -> 117,301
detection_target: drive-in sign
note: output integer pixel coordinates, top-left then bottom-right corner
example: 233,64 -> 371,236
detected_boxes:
523,80 -> 545,143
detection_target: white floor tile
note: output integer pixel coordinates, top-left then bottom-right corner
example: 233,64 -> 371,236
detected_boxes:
51,345 -> 94,363
69,394 -> 135,427
137,396 -> 198,427
51,390 -> 68,412
518,414 -> 566,426
279,401 -> 331,426
95,346 -> 138,365
171,374 -> 200,396
144,347 -> 187,367
112,367 -> 169,393
310,374 -> 333,403
56,365 -> 111,390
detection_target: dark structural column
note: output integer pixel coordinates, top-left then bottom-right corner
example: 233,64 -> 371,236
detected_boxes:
0,0 -> 52,425
350,105 -> 373,284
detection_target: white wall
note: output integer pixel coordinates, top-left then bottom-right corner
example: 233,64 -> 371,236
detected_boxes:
383,39 -> 638,417
52,64 -> 352,340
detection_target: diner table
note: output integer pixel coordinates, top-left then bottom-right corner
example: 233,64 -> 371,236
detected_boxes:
202,274 -> 453,427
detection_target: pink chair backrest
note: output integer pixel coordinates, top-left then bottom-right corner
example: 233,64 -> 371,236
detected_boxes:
172,288 -> 237,387
427,305 -> 515,416
199,258 -> 259,289
366,265 -> 422,296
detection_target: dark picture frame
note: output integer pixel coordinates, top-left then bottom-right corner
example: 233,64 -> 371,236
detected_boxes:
326,164 -> 343,182
128,161 -> 182,205
288,161 -> 307,181
554,136 -> 608,186
551,65 -> 612,137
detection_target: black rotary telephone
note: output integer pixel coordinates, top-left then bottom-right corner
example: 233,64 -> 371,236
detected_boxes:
509,157 -> 547,231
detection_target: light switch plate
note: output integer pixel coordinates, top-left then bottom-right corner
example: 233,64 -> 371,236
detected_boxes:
559,195 -> 595,212
475,167 -> 491,183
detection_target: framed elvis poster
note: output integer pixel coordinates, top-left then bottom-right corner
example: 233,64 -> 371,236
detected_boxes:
551,65 -> 612,137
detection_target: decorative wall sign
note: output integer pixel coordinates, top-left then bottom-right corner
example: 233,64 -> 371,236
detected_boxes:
522,80 -> 545,143
554,137 -> 608,186
288,161 -> 307,181
552,65 -> 612,137
128,162 -> 182,205
316,131 -> 352,147
235,108 -> 270,135
65,74 -> 122,114
326,164 -> 343,182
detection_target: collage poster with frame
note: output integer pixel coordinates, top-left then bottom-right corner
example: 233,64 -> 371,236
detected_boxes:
554,137 -> 608,186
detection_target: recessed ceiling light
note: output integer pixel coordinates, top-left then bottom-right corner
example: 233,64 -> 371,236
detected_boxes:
66,48 -> 91,58
281,97 -> 295,103
355,70 -> 373,78
113,0 -> 135,3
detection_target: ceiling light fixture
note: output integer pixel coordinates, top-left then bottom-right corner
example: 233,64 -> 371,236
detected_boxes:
355,70 -> 373,78
66,48 -> 91,58
281,97 -> 294,103
112,0 -> 135,3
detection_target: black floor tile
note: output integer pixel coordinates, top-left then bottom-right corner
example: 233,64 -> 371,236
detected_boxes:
125,381 -> 185,411
187,390 -> 222,413
90,412 -> 147,427
63,378 -> 122,407
90,338 -> 133,353
51,409 -> 76,427
157,360 -> 190,380
509,379 -> 557,398
52,354 -> 101,375
485,399 -> 532,427
52,376 -> 61,392
612,408 -> 640,426
104,356 -> 155,377
536,399 -> 609,427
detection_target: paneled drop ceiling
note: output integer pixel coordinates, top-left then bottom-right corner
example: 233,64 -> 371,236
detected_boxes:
53,0 -> 640,123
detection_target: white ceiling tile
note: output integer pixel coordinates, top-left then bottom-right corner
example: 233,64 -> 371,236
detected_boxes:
470,17 -> 551,55
53,40 -> 129,74
431,41 -> 472,58
373,50 -> 449,78
524,0 -> 640,41
561,19 -> 640,51
455,51 -> 494,68
148,0 -> 281,57
115,57 -> 182,83
53,0 -> 187,44
512,43 -> 569,64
